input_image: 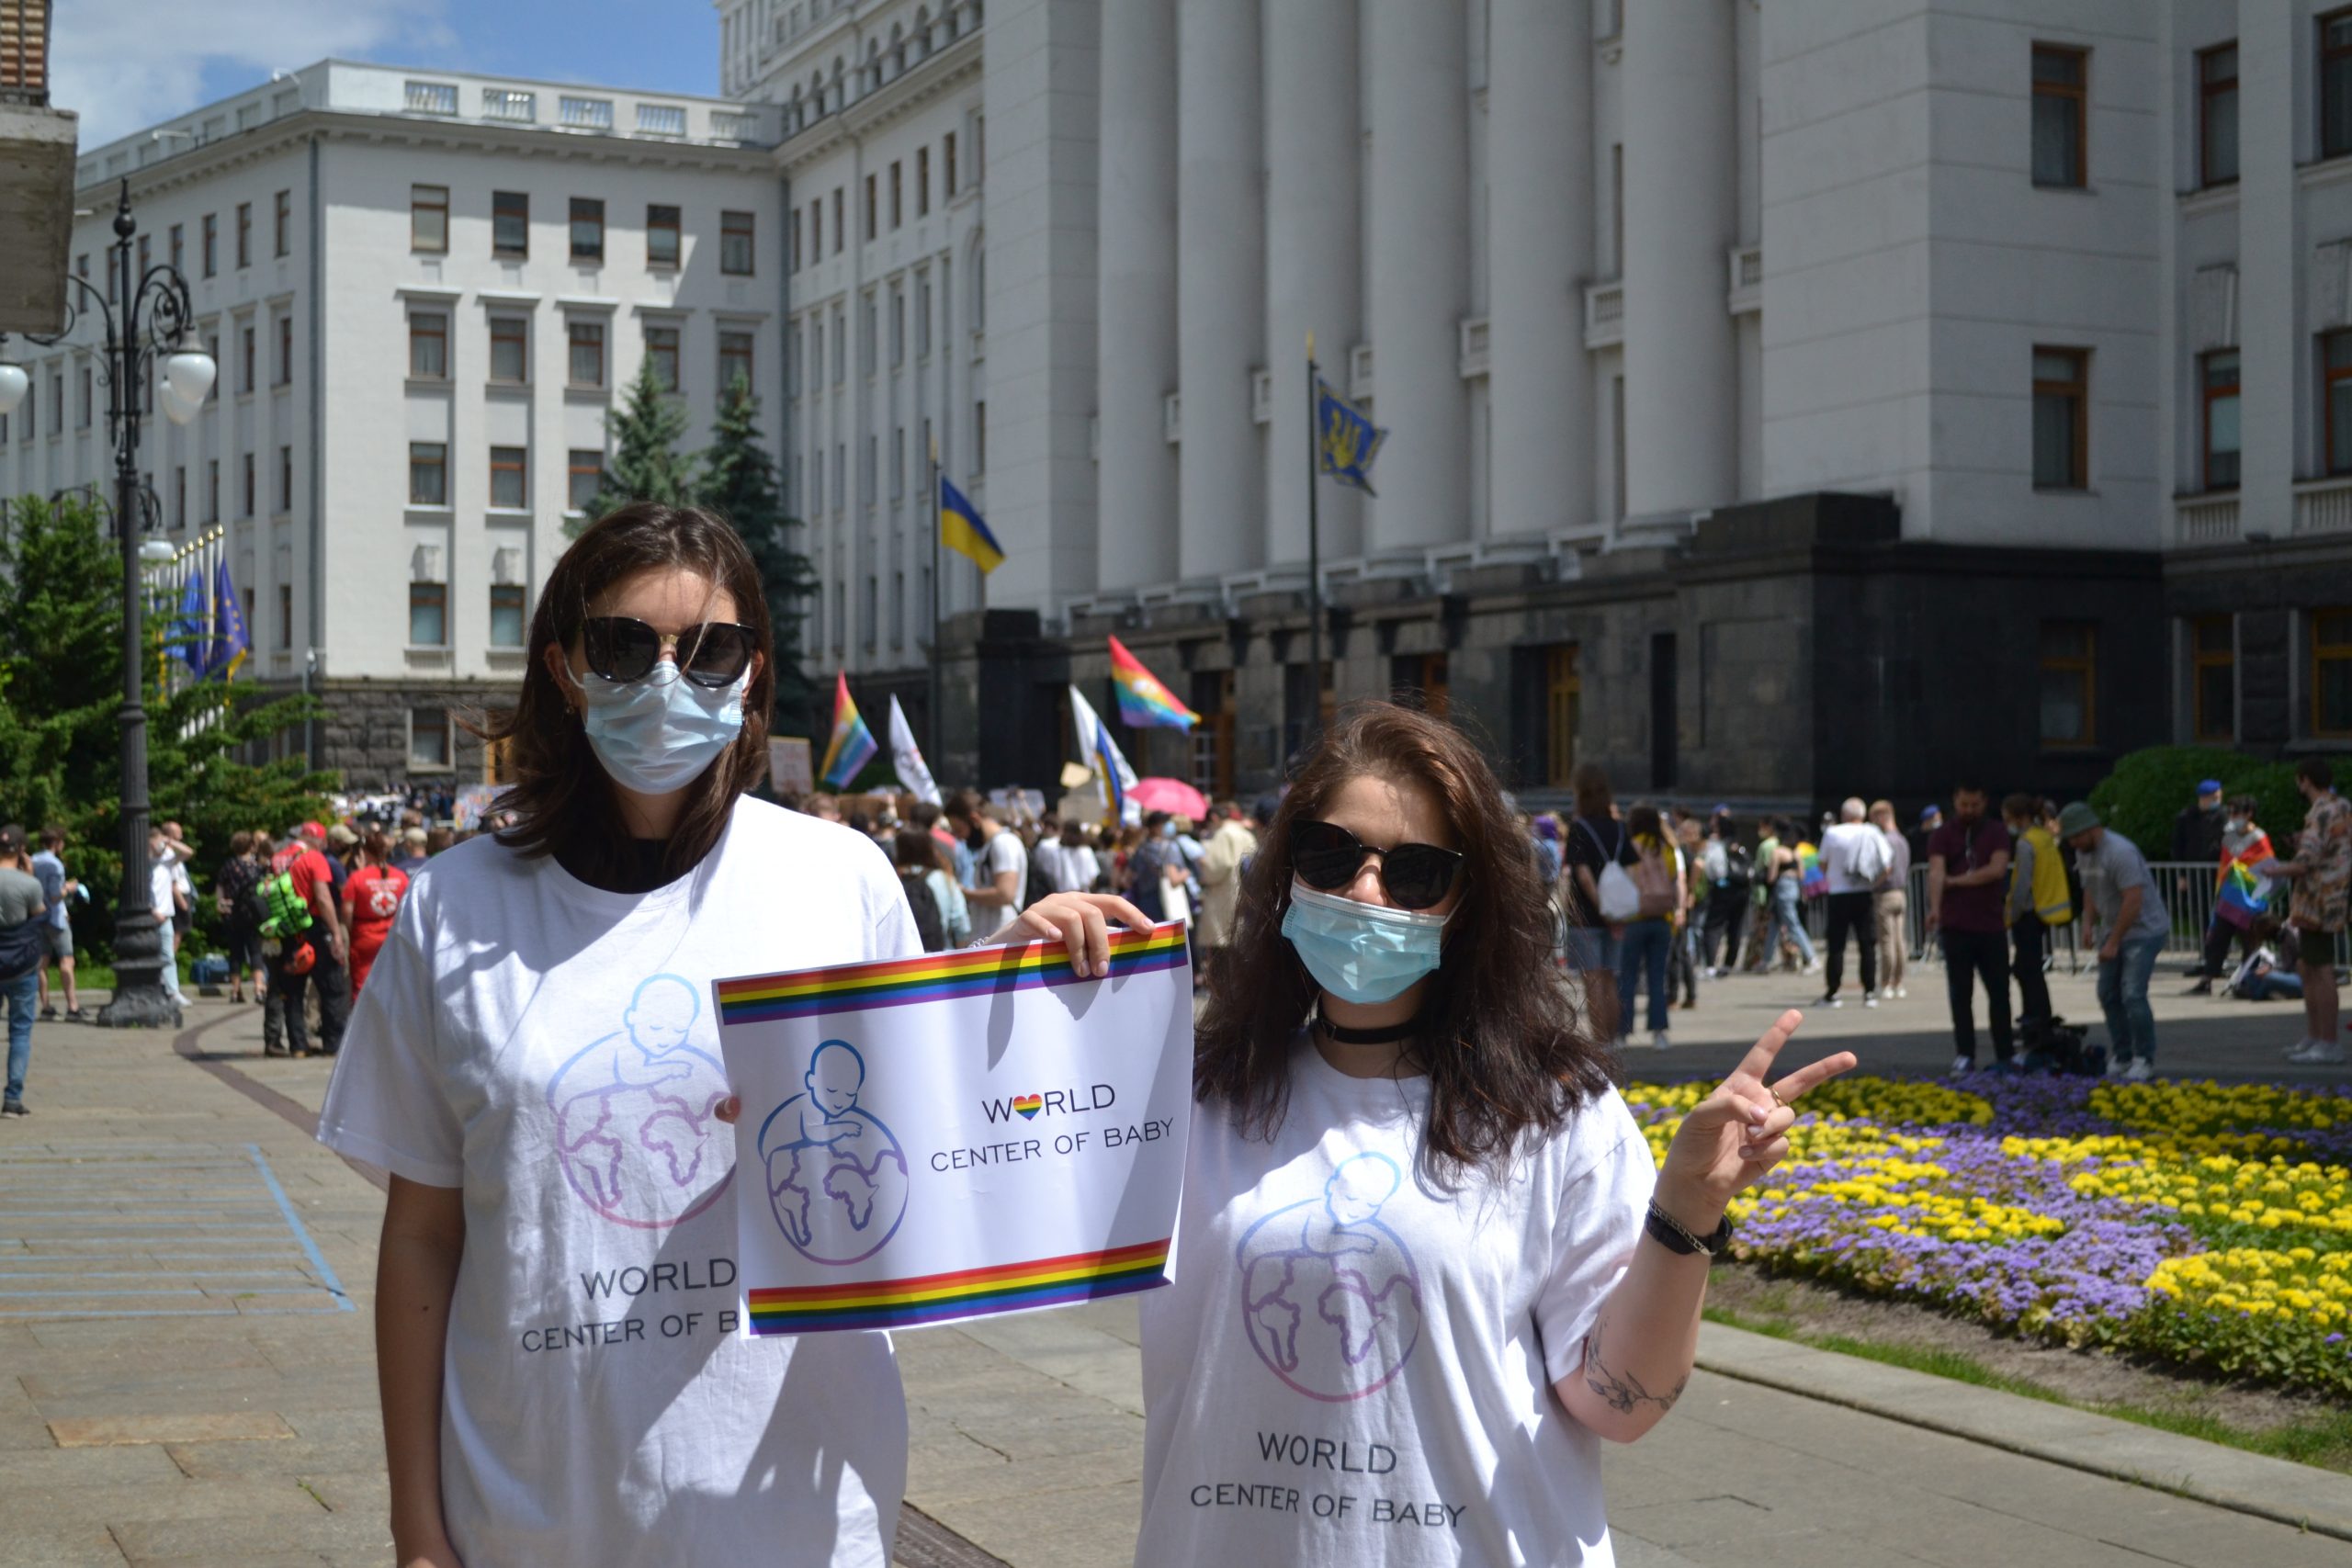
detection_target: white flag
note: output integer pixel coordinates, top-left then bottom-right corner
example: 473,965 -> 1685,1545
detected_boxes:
1068,684 -> 1142,826
887,694 -> 941,806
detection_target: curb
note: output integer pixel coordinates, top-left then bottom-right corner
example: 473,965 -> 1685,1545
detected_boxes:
1694,1320 -> 2352,1542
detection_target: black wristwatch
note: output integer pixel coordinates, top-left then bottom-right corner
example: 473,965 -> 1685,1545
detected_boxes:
1644,1200 -> 1733,1258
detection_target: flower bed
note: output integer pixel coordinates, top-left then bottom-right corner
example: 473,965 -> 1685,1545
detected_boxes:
1623,1074 -> 2352,1400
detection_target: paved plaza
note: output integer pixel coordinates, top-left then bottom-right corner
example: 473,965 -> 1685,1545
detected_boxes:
0,981 -> 2341,1566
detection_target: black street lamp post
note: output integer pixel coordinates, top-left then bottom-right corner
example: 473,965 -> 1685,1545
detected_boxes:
0,181 -> 218,1029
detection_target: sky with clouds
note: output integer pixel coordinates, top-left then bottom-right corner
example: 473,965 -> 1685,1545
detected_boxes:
51,0 -> 722,147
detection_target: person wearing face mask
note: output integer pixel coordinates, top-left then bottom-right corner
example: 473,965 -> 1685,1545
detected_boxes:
2186,795 -> 2271,997
985,703 -> 1855,1567
318,502 -> 986,1568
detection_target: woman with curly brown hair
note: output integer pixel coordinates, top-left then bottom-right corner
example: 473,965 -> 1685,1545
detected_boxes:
1119,702 -> 1854,1566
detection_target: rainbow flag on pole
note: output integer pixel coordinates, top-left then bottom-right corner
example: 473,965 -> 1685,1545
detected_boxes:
2215,860 -> 2274,930
1797,841 -> 1826,899
1107,636 -> 1198,730
819,672 -> 878,789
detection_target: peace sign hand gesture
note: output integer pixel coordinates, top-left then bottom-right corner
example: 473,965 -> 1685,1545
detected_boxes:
1652,1010 -> 1857,1235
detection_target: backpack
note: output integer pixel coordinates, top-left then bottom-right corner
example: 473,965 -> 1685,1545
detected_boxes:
1581,820 -> 1644,924
255,868 -> 313,941
899,872 -> 947,953
1720,840 -> 1754,891
1023,848 -> 1056,912
1630,842 -> 1677,919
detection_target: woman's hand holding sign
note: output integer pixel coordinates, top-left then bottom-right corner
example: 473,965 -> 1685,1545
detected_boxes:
992,892 -> 1154,979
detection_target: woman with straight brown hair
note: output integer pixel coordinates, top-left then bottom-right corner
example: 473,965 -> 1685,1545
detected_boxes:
1121,702 -> 1854,1565
318,502 -> 933,1566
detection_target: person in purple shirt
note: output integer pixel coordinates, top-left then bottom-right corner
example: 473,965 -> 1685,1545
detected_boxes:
1925,783 -> 2014,1075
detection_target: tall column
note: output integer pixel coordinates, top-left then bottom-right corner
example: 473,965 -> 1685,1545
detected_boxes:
1265,0 -> 1360,568
1487,0 -> 1591,537
1097,0 -> 1181,592
1176,0 -> 1265,581
1622,0 -> 1736,518
2237,4 -> 2294,540
1366,0 -> 1470,554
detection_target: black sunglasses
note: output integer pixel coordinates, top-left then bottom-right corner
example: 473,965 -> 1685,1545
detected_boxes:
1291,820 -> 1465,912
581,617 -> 757,689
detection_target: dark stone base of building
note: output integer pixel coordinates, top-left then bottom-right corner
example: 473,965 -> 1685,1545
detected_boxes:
251,676 -> 521,793
886,493 -> 2171,829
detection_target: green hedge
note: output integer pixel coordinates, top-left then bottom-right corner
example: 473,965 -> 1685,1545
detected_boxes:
2084,747 -> 2307,863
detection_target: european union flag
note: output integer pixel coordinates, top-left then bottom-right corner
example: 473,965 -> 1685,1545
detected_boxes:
173,569 -> 209,679
209,556 -> 251,679
1315,377 -> 1386,496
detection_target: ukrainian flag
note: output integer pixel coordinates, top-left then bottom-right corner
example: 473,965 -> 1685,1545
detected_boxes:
941,477 -> 1004,574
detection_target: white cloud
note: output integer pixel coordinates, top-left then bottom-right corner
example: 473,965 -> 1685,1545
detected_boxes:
50,0 -> 454,147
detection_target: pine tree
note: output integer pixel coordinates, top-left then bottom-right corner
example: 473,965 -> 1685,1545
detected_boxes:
578,358 -> 696,536
699,369 -> 820,738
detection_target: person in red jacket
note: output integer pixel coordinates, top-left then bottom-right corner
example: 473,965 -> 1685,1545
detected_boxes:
340,831 -> 411,1000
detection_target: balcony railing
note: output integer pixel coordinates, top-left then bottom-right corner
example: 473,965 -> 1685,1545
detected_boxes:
404,80 -> 458,116
1584,280 -> 1623,347
1457,315 -> 1489,378
2176,494 -> 2240,546
481,87 -> 536,123
2296,475 -> 2352,536
560,95 -> 614,130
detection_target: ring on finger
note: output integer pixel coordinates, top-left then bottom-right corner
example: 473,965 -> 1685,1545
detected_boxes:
1768,1086 -> 1787,1110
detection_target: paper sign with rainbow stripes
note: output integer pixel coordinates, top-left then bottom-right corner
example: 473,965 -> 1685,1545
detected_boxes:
714,922 -> 1193,1337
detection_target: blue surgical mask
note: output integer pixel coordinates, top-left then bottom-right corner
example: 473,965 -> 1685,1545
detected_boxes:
1280,880 -> 1452,1005
568,661 -> 747,795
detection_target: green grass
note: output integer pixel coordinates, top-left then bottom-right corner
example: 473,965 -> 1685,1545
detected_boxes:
1702,1303 -> 2352,1474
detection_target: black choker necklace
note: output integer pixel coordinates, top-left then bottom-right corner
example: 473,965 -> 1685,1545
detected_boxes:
1317,1011 -> 1421,1045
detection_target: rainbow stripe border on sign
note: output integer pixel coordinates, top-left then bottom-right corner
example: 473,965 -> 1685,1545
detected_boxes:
746,1238 -> 1172,1333
714,921 -> 1191,1025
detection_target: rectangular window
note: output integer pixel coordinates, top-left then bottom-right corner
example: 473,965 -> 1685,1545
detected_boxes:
916,275 -> 932,355
410,706 -> 450,766
276,316 -> 293,385
831,186 -> 843,253
889,161 -> 902,229
865,174 -> 877,242
277,446 -> 292,512
891,570 -> 904,647
863,434 -> 876,503
206,459 -> 220,522
173,467 -> 186,526
277,584 -> 292,649
206,333 -> 220,400
862,297 -> 877,374
2031,44 -> 2087,187
201,214 -> 218,276
569,448 -> 605,512
490,446 -> 527,509
2199,43 -> 2238,186
274,189 -> 291,257
891,425 -> 904,499
2318,610 -> 2352,737
974,399 -> 987,474
718,329 -> 754,392
411,185 -> 448,252
2201,349 -> 2240,491
647,204 -> 681,268
137,234 -> 149,284
2038,621 -> 2097,747
944,131 -> 957,197
490,315 -> 528,384
890,288 -> 905,365
410,313 -> 448,379
240,326 -> 255,394
2032,347 -> 2088,490
864,574 -> 877,649
2193,615 -> 2234,742
1542,646 -> 1580,786
169,223 -> 184,273
570,197 -> 605,263
569,319 -> 605,388
721,209 -> 755,275
832,581 -> 844,650
2326,10 -> 2352,161
917,147 -> 931,216
832,312 -> 846,383
409,583 -> 448,648
76,366 -> 90,427
645,324 -> 681,391
2327,331 -> 2352,475
810,443 -> 824,511
235,201 -> 252,268
810,200 -> 822,259
490,584 -> 526,649
241,452 -> 255,515
493,190 -> 529,258
409,441 -> 448,506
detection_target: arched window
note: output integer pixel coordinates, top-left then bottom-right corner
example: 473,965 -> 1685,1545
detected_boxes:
914,6 -> 931,58
891,22 -> 905,75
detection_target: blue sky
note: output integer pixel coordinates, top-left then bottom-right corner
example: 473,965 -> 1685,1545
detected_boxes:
54,0 -> 722,147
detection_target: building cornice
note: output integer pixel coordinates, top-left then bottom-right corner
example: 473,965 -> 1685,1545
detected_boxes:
777,30 -> 981,175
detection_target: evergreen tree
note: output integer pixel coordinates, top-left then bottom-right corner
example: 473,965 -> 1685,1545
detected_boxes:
577,358 -> 696,536
699,369 -> 820,739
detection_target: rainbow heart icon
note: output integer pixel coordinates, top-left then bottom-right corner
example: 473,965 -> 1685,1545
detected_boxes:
1012,1095 -> 1044,1120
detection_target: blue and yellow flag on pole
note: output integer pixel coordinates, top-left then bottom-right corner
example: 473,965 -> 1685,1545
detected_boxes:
209,555 -> 251,679
1315,377 -> 1387,495
941,477 -> 1005,573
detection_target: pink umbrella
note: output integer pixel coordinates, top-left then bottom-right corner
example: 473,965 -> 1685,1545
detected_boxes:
1130,776 -> 1208,819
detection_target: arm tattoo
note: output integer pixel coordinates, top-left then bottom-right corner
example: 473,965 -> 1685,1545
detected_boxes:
1580,1323 -> 1689,1417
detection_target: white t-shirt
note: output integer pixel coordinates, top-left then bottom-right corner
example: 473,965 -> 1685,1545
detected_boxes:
317,796 -> 922,1567
1820,821 -> 1888,895
149,859 -> 176,922
1033,839 -> 1102,896
1136,1043 -> 1655,1568
982,827 -> 1030,914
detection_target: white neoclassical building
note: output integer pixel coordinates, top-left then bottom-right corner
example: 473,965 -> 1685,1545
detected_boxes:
0,61 -> 784,786
733,0 -> 2352,814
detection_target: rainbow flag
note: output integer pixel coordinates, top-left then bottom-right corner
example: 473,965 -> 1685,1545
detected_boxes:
2215,860 -> 2273,930
715,922 -> 1191,1026
818,671 -> 878,789
1797,842 -> 1826,899
1108,636 -> 1198,730
747,1238 -> 1171,1334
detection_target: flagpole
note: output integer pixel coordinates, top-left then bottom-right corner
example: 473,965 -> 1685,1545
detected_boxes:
928,431 -> 943,770
1306,331 -> 1323,748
